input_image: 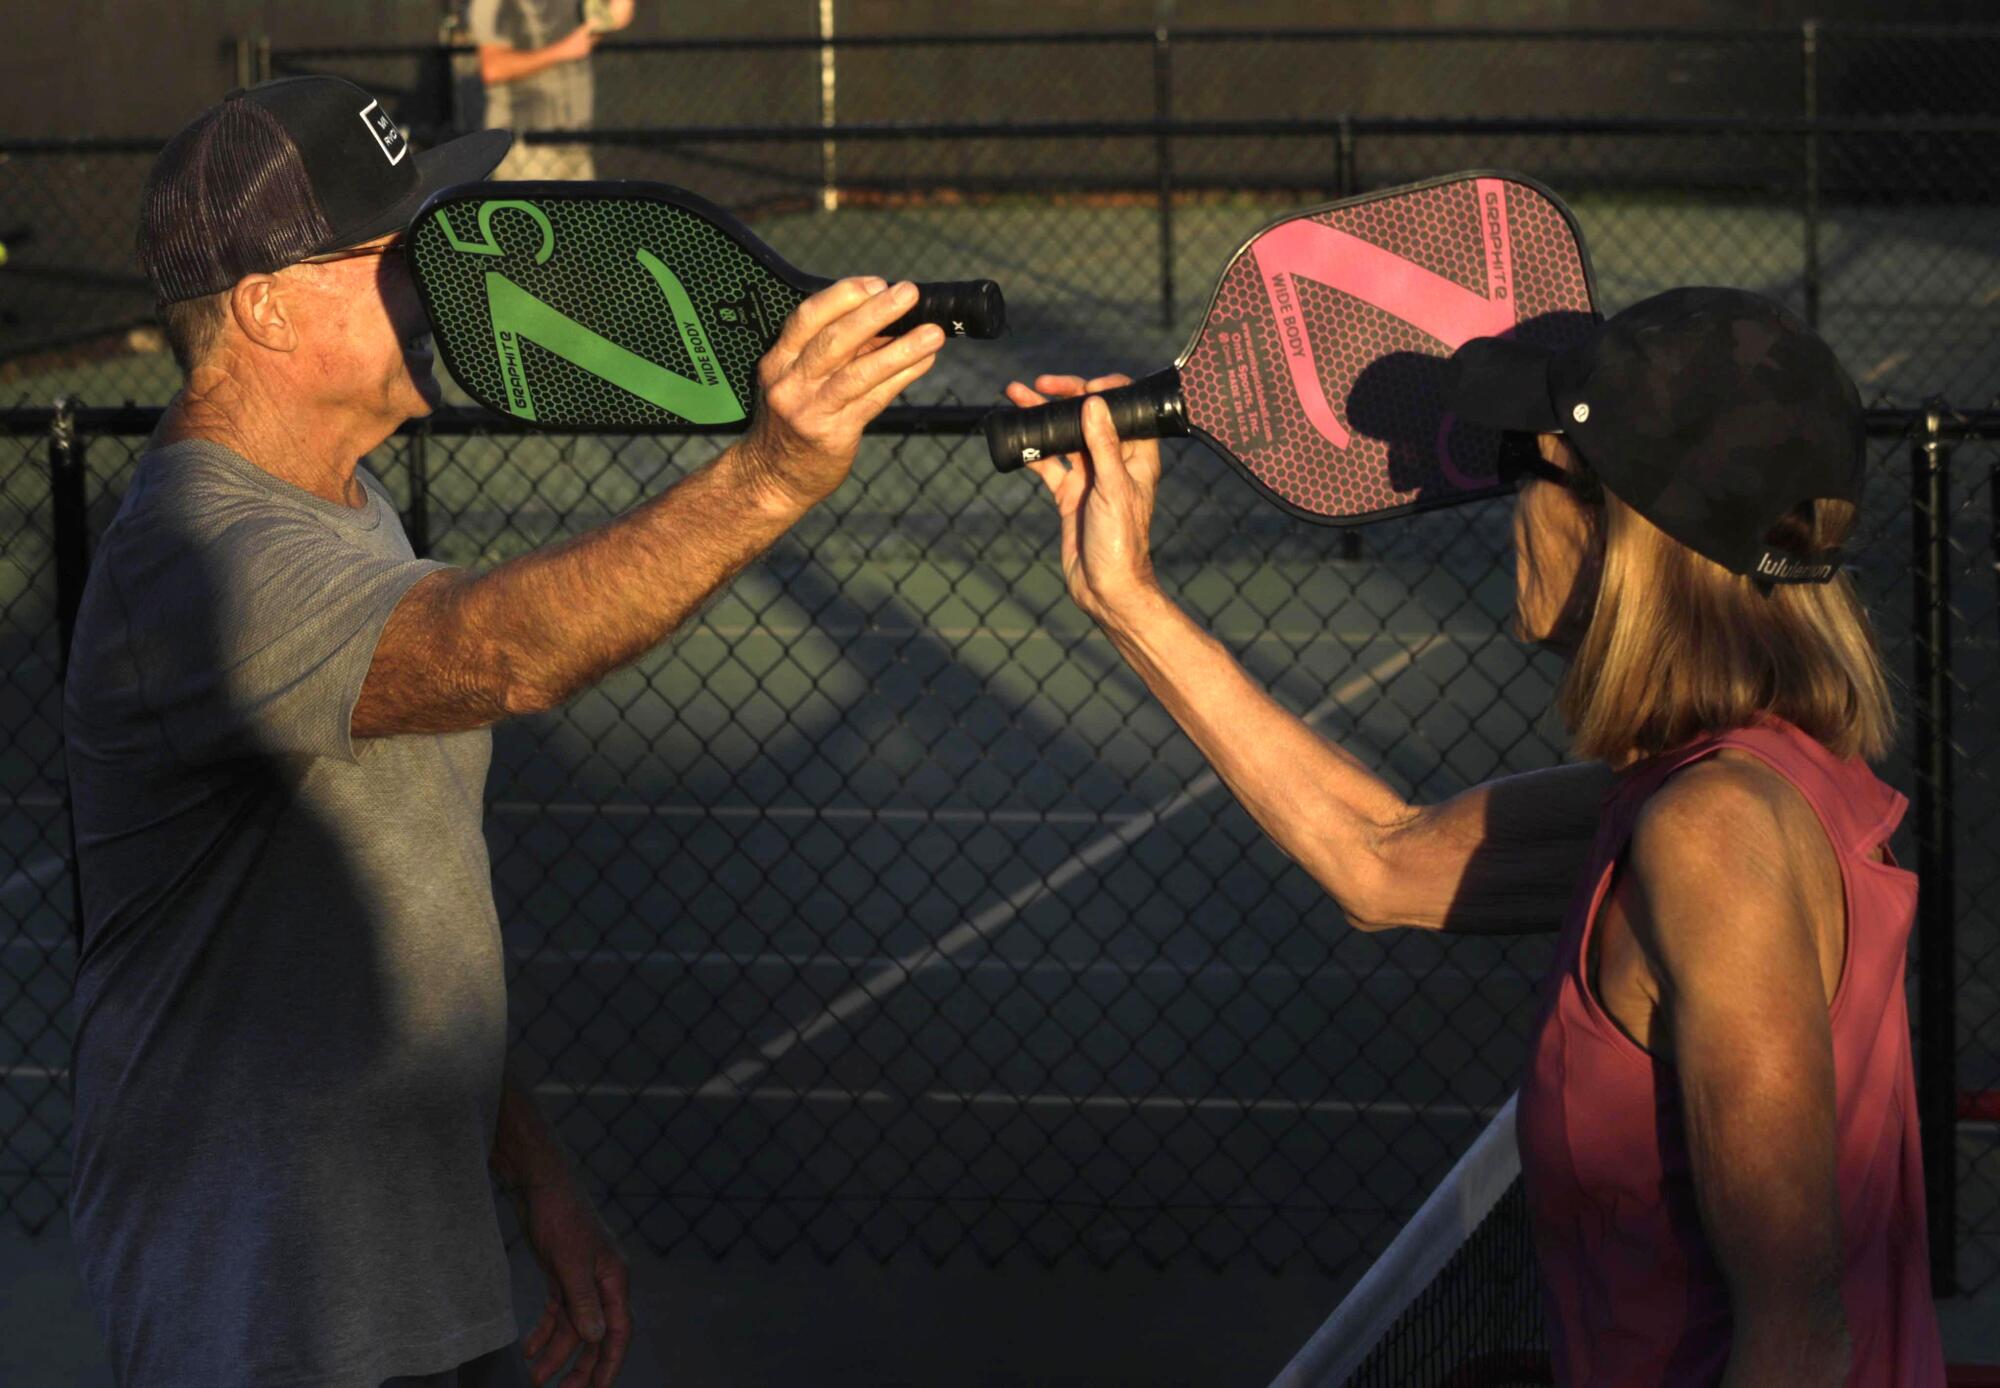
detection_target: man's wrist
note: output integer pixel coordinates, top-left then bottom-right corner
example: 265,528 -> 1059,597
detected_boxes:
494,1137 -> 581,1204
717,436 -> 822,524
491,1066 -> 580,1192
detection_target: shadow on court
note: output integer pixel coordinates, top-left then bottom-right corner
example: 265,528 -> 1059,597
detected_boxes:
2,1218 -> 1353,1387
8,1219 -> 2000,1386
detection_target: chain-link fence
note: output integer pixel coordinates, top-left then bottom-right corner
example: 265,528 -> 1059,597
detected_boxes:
11,23 -> 2000,408
1,24 -> 1997,1293
1,401 -> 1993,1291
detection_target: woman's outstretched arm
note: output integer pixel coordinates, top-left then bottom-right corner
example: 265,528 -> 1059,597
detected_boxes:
1012,374 -> 1609,933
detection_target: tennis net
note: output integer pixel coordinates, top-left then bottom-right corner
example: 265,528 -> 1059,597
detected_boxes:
1270,1095 -> 1552,1388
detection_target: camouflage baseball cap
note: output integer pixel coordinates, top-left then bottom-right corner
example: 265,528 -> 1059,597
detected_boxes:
1446,286 -> 1864,583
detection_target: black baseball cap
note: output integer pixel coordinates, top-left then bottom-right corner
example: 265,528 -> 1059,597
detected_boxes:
1446,286 -> 1865,584
139,75 -> 511,305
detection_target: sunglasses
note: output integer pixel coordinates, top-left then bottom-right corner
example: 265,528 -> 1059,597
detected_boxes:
297,236 -> 407,266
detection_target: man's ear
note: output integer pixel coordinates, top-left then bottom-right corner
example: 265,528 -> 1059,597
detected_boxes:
229,274 -> 298,353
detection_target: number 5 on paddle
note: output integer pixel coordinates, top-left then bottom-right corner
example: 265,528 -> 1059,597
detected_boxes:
984,171 -> 1598,524
409,181 -> 1007,430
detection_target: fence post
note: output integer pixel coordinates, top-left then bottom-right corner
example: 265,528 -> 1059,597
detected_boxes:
1801,18 -> 1821,330
230,35 -> 272,89
1153,17 -> 1175,330
49,397 -> 91,951
406,423 -> 433,560
816,0 -> 838,213
1910,404 -> 1958,1296
48,399 -> 88,671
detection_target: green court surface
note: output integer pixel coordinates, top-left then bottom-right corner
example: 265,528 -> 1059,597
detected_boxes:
1,192 -> 1996,1285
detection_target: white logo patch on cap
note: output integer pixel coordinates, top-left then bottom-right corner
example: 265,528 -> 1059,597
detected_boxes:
358,100 -> 408,166
1571,403 -> 1590,424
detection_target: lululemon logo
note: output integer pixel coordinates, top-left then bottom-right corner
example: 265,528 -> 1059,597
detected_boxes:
1571,403 -> 1590,424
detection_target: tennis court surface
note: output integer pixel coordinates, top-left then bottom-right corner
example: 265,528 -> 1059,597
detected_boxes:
4,56 -> 2000,1382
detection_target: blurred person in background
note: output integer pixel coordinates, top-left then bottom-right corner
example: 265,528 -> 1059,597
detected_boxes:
65,72 -> 945,1388
465,0 -> 635,180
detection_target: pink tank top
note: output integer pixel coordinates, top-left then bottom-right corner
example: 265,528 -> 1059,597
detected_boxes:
1516,719 -> 1945,1386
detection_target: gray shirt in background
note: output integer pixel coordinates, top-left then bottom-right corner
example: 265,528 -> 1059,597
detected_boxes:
468,0 -> 595,136
63,439 -> 515,1387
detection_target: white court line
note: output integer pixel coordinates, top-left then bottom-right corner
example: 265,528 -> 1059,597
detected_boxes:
502,947 -> 1537,985
489,801 -> 1145,825
696,642 -> 1432,1097
0,937 -> 1544,990
1,936 -> 74,955
533,1079 -> 1499,1121
7,1065 -> 1999,1138
0,794 -> 65,811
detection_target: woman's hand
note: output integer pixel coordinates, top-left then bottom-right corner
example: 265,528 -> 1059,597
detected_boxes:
1003,373 -> 1164,627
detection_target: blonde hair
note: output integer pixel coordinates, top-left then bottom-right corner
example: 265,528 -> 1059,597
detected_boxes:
1558,481 -> 1896,766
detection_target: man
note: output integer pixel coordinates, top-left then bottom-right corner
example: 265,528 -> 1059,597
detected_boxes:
63,75 -> 945,1387
466,0 -> 634,180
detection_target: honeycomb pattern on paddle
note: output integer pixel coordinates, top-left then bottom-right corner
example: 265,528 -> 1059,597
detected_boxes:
411,193 -> 798,428
1179,177 -> 1596,521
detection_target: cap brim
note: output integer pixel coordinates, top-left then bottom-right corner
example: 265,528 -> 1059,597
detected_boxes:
1445,335 -> 1565,433
345,127 -> 514,246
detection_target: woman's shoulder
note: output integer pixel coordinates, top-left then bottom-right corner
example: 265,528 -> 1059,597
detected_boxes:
1624,749 -> 1838,915
1632,752 -> 1806,864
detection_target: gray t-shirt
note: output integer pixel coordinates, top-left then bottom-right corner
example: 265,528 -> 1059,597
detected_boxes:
468,0 -> 595,134
64,439 -> 514,1387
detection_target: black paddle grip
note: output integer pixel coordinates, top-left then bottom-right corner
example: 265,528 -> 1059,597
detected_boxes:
883,280 -> 1006,340
983,368 -> 1187,473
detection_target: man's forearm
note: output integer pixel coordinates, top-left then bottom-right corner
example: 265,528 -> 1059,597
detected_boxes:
490,1057 -> 576,1197
479,41 -> 579,87
356,443 -> 809,735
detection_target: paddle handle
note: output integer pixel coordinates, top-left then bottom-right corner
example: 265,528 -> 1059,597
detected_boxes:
794,275 -> 1005,338
984,368 -> 1188,473
885,279 -> 1007,339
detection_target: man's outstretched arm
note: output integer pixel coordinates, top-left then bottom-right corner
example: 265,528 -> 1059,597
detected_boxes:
477,26 -> 597,87
353,278 -> 943,737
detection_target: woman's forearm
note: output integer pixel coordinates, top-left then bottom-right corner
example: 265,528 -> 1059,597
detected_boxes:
1098,586 -> 1416,923
1099,584 -> 1608,932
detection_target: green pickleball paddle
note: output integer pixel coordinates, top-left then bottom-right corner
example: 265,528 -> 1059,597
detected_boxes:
409,180 -> 1006,430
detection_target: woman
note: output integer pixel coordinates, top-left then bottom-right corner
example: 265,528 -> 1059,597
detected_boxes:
1006,287 -> 1945,1386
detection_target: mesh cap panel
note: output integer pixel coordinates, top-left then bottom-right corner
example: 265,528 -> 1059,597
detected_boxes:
138,100 -> 336,305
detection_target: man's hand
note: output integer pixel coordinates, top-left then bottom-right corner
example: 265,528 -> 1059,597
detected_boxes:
548,24 -> 597,65
519,1176 -> 632,1388
478,26 -> 595,86
1005,373 -> 1165,626
735,278 -> 946,511
354,279 -> 946,739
